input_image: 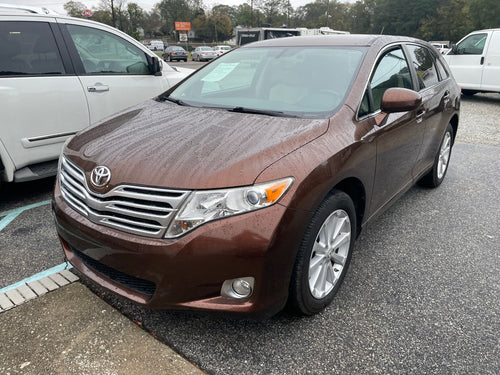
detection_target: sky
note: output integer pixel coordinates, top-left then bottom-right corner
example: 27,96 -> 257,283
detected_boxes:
7,0 -> 348,15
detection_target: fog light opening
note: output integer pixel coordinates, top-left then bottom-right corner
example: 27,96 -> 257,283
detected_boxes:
232,279 -> 252,296
221,277 -> 255,299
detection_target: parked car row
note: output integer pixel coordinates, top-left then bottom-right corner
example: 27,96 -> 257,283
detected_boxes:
162,45 -> 232,62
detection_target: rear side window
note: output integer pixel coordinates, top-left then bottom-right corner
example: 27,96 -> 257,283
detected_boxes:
66,25 -> 149,75
0,21 -> 65,76
406,45 -> 439,90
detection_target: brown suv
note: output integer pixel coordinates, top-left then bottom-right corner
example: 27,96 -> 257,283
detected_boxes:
53,35 -> 460,317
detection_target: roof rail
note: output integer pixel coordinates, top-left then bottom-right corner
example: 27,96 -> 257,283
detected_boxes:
0,3 -> 59,15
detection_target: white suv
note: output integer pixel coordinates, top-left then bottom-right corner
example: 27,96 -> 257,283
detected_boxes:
0,4 -> 192,185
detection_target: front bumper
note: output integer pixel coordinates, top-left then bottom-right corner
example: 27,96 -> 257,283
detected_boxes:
53,181 -> 309,317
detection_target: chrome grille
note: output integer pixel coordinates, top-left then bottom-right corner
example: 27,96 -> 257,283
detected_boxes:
59,156 -> 190,238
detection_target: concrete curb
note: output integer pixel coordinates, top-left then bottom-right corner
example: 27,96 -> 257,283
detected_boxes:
0,282 -> 207,375
0,270 -> 79,313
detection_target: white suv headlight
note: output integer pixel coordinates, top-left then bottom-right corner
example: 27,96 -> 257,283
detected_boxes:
165,177 -> 294,238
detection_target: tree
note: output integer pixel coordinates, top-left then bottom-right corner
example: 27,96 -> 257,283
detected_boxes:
64,1 -> 87,18
418,0 -> 472,42
143,8 -> 164,38
158,0 -> 192,35
347,0 -> 376,34
469,0 -> 500,29
260,0 -> 289,26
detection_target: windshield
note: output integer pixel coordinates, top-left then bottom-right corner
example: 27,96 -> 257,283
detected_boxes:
165,46 -> 366,118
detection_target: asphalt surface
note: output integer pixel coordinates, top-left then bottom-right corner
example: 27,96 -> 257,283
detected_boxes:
1,92 -> 499,374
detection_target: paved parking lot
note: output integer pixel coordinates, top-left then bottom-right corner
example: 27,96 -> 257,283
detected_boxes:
0,93 -> 499,374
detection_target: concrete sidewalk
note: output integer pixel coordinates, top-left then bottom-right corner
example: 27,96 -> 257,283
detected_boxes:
0,282 -> 206,375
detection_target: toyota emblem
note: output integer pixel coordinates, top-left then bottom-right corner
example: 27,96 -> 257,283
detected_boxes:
90,166 -> 111,188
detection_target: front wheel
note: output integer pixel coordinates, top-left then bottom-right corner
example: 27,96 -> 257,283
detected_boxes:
289,190 -> 356,315
418,123 -> 454,188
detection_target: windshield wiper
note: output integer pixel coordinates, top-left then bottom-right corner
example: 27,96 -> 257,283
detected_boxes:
229,106 -> 297,118
164,96 -> 187,106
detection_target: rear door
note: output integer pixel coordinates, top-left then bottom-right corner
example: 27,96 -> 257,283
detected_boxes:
481,30 -> 500,91
0,19 -> 89,180
59,20 -> 169,124
404,43 -> 453,176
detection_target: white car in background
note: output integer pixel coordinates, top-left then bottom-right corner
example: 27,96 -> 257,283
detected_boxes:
431,43 -> 449,54
0,4 -> 193,186
191,46 -> 217,61
213,45 -> 231,57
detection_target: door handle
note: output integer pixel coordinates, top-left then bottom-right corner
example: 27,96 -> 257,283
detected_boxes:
416,110 -> 425,124
480,56 -> 485,65
87,84 -> 109,93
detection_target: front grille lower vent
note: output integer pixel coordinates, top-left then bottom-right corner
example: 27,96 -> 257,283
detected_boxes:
59,156 -> 190,238
72,247 -> 156,297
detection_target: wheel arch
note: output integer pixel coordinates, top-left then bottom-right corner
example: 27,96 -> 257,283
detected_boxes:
330,177 -> 366,237
449,114 -> 459,144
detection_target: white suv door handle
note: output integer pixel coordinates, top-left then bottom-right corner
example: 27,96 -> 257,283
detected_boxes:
87,84 -> 109,93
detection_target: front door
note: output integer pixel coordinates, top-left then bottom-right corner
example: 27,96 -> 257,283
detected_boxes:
61,22 -> 167,124
361,47 -> 425,218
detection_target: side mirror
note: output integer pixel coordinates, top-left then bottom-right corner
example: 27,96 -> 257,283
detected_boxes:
146,54 -> 162,76
381,87 -> 422,113
450,44 -> 458,55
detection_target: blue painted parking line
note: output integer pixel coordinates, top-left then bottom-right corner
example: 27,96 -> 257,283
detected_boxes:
0,262 -> 73,295
0,199 -> 78,312
0,199 -> 51,231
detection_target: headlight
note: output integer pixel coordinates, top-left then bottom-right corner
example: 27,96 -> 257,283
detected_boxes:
165,177 -> 294,238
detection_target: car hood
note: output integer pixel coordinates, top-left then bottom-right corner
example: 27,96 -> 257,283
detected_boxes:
66,100 -> 328,191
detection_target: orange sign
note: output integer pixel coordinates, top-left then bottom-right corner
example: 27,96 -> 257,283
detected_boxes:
175,22 -> 191,31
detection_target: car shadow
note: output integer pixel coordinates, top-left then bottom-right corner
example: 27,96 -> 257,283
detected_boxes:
0,176 -> 55,212
461,92 -> 500,104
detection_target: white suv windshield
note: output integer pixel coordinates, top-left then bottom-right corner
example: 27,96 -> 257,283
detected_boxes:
167,46 -> 366,118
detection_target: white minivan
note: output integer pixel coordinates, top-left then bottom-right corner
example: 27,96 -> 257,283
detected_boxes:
444,29 -> 500,95
0,5 -> 192,186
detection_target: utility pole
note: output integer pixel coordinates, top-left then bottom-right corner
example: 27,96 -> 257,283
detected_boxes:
251,0 -> 253,27
111,0 -> 116,28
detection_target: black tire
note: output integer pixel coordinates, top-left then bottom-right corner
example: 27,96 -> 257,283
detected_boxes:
418,123 -> 454,188
462,89 -> 478,96
289,190 -> 356,315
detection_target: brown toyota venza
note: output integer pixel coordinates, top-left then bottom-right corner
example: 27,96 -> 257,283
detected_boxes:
53,35 -> 460,317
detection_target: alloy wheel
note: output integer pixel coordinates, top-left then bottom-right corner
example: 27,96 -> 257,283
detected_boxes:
308,209 -> 351,299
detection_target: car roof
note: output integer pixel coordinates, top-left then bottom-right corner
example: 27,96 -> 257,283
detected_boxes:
243,34 -> 421,48
0,3 -> 58,15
